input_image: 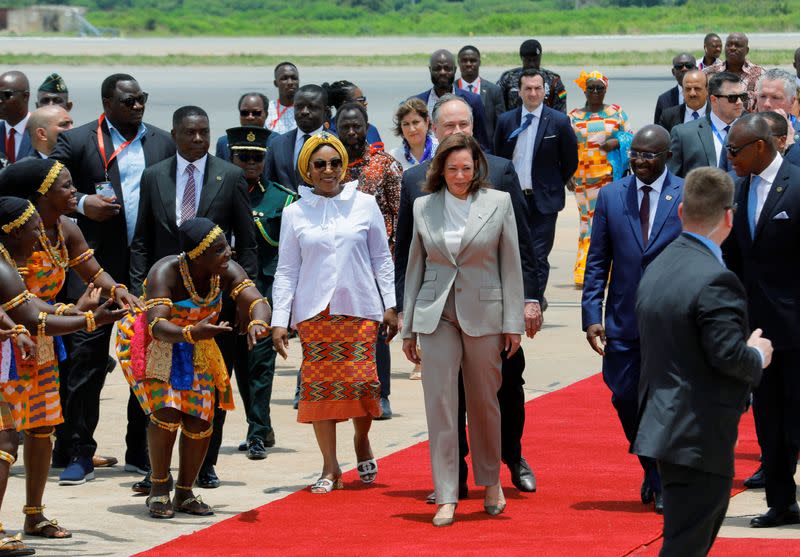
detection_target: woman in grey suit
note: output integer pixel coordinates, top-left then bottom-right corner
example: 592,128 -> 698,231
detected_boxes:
401,133 -> 524,526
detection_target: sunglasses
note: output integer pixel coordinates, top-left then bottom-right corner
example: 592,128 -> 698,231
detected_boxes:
312,158 -> 343,170
353,96 -> 367,104
234,152 -> 265,163
38,96 -> 66,106
119,92 -> 149,108
725,138 -> 762,157
629,150 -> 667,161
726,203 -> 738,214
673,62 -> 696,70
585,86 -> 606,93
0,90 -> 28,100
714,93 -> 748,104
240,109 -> 264,117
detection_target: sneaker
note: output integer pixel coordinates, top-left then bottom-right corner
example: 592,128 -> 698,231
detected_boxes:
59,457 -> 95,485
375,397 -> 392,420
124,462 -> 150,475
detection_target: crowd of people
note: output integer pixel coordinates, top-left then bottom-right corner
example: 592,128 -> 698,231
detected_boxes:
0,32 -> 797,556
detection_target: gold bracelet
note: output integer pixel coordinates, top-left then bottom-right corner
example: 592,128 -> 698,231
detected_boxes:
182,325 -> 195,344
55,303 -> 74,316
84,311 -> 96,332
37,311 -> 47,338
148,317 -> 166,337
89,267 -> 104,284
110,283 -> 127,300
1,290 -> 34,312
247,319 -> 269,332
0,450 -> 16,465
67,248 -> 94,268
11,324 -> 29,337
144,298 -> 173,310
230,279 -> 255,300
248,297 -> 267,319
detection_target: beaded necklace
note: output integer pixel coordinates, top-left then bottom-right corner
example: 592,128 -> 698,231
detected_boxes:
177,253 -> 220,307
0,243 -> 17,271
38,221 -> 69,269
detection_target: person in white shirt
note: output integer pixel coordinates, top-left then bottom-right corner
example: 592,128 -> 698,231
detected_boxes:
266,62 -> 299,135
271,133 -> 398,494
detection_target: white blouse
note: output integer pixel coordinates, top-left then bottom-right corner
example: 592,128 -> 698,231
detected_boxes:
443,188 -> 472,257
271,181 -> 396,328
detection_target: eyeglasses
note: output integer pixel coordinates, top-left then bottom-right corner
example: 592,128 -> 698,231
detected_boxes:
353,96 -> 367,104
629,150 -> 667,160
713,93 -> 748,104
233,151 -> 265,163
119,92 -> 148,108
312,158 -> 343,171
725,203 -> 738,214
239,109 -> 263,117
585,86 -> 606,93
725,138 -> 762,157
673,62 -> 696,70
0,90 -> 28,100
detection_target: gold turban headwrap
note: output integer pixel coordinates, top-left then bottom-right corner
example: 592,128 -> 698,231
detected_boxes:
574,70 -> 609,92
296,132 -> 349,185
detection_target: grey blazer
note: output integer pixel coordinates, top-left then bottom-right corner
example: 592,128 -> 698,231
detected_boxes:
667,114 -> 720,178
402,188 -> 524,338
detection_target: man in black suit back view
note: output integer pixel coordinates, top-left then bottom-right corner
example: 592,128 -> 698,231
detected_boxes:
634,166 -> 770,557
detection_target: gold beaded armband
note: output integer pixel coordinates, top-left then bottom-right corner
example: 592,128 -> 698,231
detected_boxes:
148,317 -> 166,337
67,248 -> 95,268
89,267 -> 104,284
182,325 -> 196,344
144,298 -> 173,310
37,312 -> 47,338
54,303 -> 74,316
1,290 -> 35,312
230,279 -> 255,300
84,311 -> 96,332
110,283 -> 127,300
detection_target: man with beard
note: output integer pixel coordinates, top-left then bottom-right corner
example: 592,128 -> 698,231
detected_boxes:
496,39 -> 567,113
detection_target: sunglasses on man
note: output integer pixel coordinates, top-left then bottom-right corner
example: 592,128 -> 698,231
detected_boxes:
0,90 -> 28,100
119,93 -> 149,108
673,62 -> 696,70
713,93 -> 748,104
725,138 -> 762,157
239,109 -> 264,117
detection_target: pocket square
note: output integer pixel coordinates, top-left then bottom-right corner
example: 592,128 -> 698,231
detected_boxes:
773,211 -> 790,220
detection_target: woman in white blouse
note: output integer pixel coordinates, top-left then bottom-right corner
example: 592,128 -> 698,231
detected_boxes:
401,133 -> 524,526
389,98 -> 438,171
271,133 -> 398,494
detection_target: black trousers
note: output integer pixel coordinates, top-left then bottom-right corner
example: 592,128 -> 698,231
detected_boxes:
752,349 -> 800,509
524,193 -> 558,293
658,461 -> 732,557
232,332 -> 276,442
376,328 -> 391,398
458,346 -> 526,483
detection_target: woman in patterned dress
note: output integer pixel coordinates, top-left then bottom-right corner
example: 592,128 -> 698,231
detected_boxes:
271,133 -> 398,494
116,218 -> 270,519
569,71 -> 632,287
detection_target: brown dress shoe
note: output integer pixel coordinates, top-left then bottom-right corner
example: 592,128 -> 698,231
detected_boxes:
92,455 -> 118,468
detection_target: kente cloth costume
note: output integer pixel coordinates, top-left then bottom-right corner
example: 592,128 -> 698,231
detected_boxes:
569,71 -> 631,286
116,220 -> 234,422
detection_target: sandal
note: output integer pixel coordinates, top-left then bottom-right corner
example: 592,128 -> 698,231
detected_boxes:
0,533 -> 35,556
146,494 -> 175,519
357,459 -> 378,484
23,518 -> 71,539
173,494 -> 214,516
310,477 -> 343,494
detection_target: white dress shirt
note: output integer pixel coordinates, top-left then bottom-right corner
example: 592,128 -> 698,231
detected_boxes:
458,77 -> 481,95
752,153 -> 784,225
709,111 -> 731,164
636,168 -> 667,240
443,189 -> 472,257
511,104 -> 543,191
175,153 -> 207,224
683,104 -> 707,123
293,126 -> 324,167
3,114 -> 29,160
271,181 -> 396,328
426,87 -> 455,117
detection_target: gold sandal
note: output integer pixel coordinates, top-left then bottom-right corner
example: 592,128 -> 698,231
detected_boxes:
146,494 -> 174,519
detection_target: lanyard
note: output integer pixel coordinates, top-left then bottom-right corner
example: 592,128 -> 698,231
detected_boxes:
457,78 -> 479,92
709,119 -> 727,147
271,101 -> 290,128
97,114 -> 136,180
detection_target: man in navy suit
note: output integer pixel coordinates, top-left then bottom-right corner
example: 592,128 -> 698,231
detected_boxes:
412,49 -> 491,153
654,53 -> 697,125
214,92 -> 274,162
0,71 -> 35,166
494,69 -> 578,294
581,125 -> 684,514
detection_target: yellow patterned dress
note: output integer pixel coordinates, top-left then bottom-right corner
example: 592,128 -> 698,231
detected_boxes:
116,293 -> 234,423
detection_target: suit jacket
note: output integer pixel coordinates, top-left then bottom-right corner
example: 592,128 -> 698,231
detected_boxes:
659,102 -> 711,134
667,113 -> 720,178
633,233 -> 762,477
653,85 -> 679,125
265,128 -> 304,191
395,154 -> 540,308
129,154 -> 258,295
0,122 -> 35,163
401,188 -> 524,338
581,172 -> 684,339
784,143 -> 800,167
50,118 -> 175,296
413,89 -> 491,153
493,105 -> 579,214
473,80 -> 505,144
722,159 -> 800,350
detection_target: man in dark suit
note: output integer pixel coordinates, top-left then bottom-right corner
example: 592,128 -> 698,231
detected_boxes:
25,105 -> 73,159
494,69 -> 578,294
412,49 -> 491,152
653,53 -> 697,125
0,71 -> 35,166
131,105 -> 258,489
722,113 -> 800,528
214,92 -> 274,163
582,125 -> 684,514
396,94 -> 542,497
456,45 -> 505,142
51,73 -> 176,487
658,69 -> 709,134
669,72 -> 745,178
634,165 -> 770,556
264,84 -> 326,191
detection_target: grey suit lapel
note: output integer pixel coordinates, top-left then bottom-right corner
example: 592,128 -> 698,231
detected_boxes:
459,189 -> 497,255
197,155 -> 223,216
422,190 -> 456,264
696,117 -> 718,166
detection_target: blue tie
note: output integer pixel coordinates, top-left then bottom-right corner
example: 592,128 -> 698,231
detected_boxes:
747,175 -> 760,238
508,113 -> 534,140
691,111 -> 699,120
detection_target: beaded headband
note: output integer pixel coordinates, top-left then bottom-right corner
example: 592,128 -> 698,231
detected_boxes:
1,202 -> 36,234
187,225 -> 223,259
38,161 -> 65,195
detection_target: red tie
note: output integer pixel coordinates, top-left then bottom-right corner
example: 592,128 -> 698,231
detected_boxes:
180,163 -> 197,224
5,128 -> 16,164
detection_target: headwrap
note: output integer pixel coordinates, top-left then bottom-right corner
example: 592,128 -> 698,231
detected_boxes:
296,132 -> 349,185
0,158 -> 65,199
519,39 -> 542,57
178,217 -> 223,259
574,71 -> 609,92
226,126 -> 269,152
0,197 -> 36,234
38,73 -> 68,94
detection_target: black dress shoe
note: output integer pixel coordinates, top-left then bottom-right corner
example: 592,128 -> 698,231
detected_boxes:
426,483 -> 468,504
641,478 -> 654,504
264,430 -> 276,448
509,457 -> 536,493
750,505 -> 800,528
247,438 -> 267,460
132,471 -> 152,494
653,491 -> 664,514
744,465 -> 765,489
238,441 -> 248,452
197,466 -> 220,489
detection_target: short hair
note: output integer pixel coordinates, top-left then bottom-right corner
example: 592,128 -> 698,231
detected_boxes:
431,94 -> 472,125
682,167 -> 735,227
458,45 -> 480,58
295,84 -> 327,105
393,98 -> 430,137
760,111 -> 789,136
703,32 -> 720,44
274,61 -> 297,77
708,71 -> 743,96
423,133 -> 488,195
101,73 -> 136,99
335,101 -> 368,127
517,68 -> 544,89
756,68 -> 797,101
172,105 -> 208,128
322,80 -> 356,110
26,107 -> 54,134
237,92 -> 269,110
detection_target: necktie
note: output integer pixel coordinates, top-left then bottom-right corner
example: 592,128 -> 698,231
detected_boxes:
468,84 -> 474,93
295,133 -> 311,164
508,113 -> 534,140
691,111 -> 699,120
747,175 -> 760,238
639,185 -> 652,245
180,163 -> 197,225
5,128 -> 15,164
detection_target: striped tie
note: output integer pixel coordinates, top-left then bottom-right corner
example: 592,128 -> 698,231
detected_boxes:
180,163 -> 197,225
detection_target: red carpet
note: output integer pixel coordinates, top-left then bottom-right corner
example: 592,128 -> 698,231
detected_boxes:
137,374 -> 765,557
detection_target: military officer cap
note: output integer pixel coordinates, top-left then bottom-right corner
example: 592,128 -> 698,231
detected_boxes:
38,73 -> 68,93
226,126 -> 268,152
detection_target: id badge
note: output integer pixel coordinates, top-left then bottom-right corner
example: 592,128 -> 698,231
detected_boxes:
95,181 -> 116,200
